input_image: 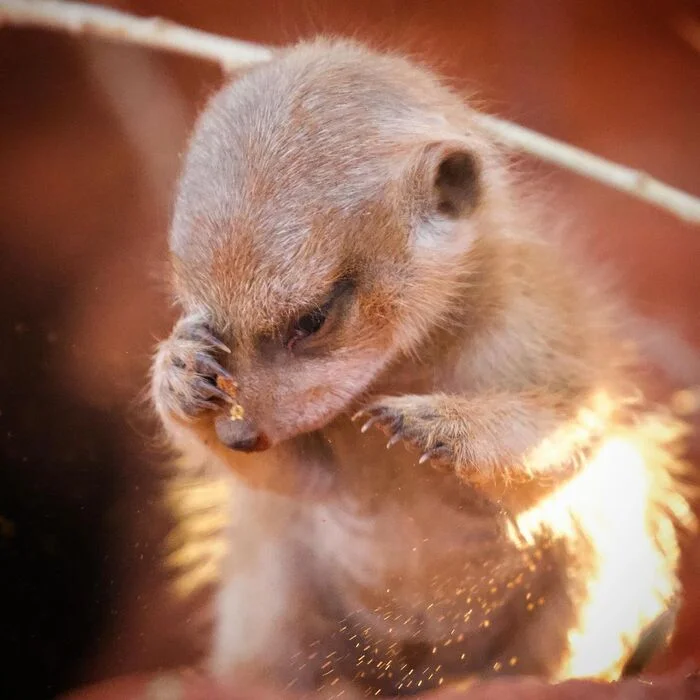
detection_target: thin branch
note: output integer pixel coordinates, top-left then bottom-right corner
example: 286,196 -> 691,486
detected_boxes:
474,114 -> 700,225
0,0 -> 274,69
1,0 -> 699,225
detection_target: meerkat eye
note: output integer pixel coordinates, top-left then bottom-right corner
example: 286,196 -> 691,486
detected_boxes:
286,304 -> 330,350
296,309 -> 327,337
285,278 -> 355,351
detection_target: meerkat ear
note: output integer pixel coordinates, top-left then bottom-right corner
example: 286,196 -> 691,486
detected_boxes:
414,140 -> 481,219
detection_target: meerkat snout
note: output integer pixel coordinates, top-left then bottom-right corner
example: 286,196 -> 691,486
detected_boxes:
214,414 -> 270,453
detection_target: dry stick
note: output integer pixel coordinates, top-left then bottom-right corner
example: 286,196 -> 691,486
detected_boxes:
472,114 -> 700,225
0,0 -> 273,69
1,0 -> 700,225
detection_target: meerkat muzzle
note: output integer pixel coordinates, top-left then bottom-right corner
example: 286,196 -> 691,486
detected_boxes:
214,414 -> 269,452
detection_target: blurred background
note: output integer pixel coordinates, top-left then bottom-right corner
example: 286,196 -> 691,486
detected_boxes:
0,0 -> 699,698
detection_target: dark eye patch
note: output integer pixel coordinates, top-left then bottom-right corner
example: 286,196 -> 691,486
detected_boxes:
296,308 -> 327,337
285,277 -> 355,351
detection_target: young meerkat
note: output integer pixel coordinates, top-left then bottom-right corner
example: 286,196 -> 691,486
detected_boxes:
151,38 -> 694,696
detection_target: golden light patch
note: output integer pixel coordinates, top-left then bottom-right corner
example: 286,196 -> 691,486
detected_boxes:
164,475 -> 230,599
506,405 -> 695,681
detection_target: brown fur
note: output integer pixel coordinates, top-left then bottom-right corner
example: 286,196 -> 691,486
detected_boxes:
151,38 -> 695,697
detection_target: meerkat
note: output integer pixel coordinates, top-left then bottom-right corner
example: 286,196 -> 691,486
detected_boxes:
151,38 -> 695,697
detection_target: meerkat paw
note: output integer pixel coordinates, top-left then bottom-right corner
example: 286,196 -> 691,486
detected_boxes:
353,395 -> 462,470
151,315 -> 235,421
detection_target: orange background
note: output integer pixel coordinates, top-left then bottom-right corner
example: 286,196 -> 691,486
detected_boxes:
0,1 -> 698,697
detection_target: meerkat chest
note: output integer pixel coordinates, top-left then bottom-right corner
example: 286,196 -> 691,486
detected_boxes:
297,445 -> 567,693
212,430 -> 572,692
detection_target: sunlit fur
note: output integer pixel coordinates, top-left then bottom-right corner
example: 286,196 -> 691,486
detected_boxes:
507,409 -> 694,679
152,38 -> 696,697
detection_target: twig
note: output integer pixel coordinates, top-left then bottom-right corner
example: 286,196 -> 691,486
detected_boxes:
1,0 -> 699,225
0,0 -> 273,69
474,114 -> 700,225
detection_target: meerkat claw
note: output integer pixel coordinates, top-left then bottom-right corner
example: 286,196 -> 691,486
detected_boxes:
192,327 -> 232,354
360,416 -> 382,433
386,433 -> 402,449
418,445 -> 451,466
192,377 -> 235,404
194,352 -> 234,380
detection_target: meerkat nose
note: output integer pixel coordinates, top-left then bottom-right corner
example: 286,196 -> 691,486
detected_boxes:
214,414 -> 270,452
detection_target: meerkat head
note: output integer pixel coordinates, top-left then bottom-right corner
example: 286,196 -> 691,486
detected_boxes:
169,38 -> 507,451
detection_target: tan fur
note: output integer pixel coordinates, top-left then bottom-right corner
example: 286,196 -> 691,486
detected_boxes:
151,38 -> 696,697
